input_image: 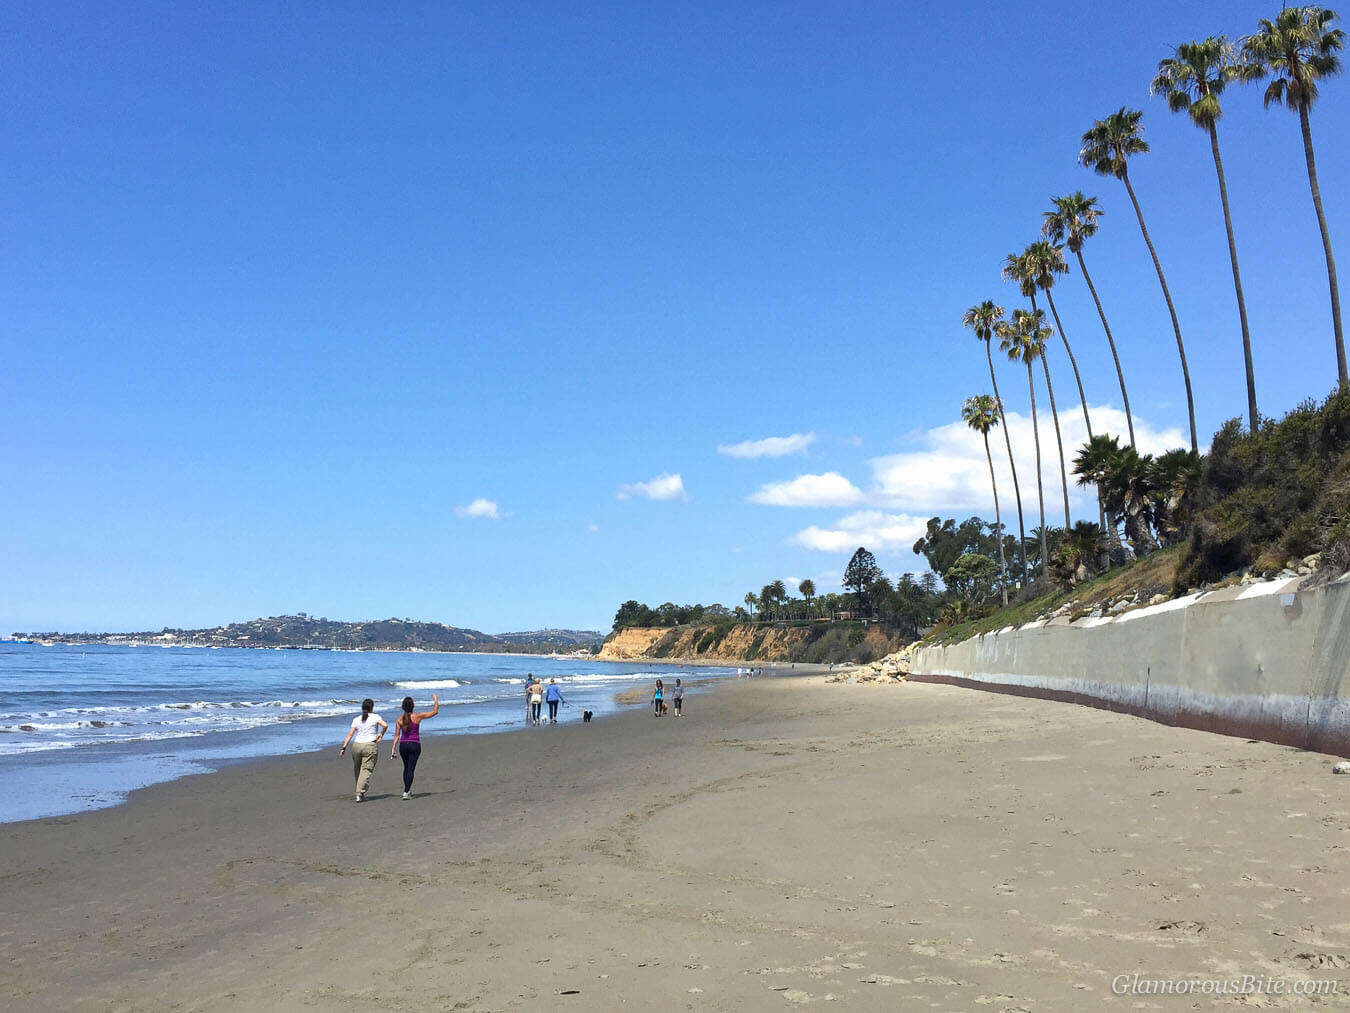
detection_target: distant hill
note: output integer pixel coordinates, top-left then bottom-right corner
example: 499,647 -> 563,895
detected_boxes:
492,629 -> 603,650
14,614 -> 603,654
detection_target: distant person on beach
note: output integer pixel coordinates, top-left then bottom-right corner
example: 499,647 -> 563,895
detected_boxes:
391,694 -> 438,800
545,679 -> 566,724
530,676 -> 544,725
672,678 -> 683,717
653,679 -> 664,716
524,676 -> 534,725
338,698 -> 387,802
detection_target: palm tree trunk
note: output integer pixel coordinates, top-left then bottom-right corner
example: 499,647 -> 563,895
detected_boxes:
982,432 -> 1008,606
1299,104 -> 1346,389
1209,123 -> 1258,431
985,342 -> 1028,589
1122,169 -> 1199,452
1075,248 -> 1136,448
1039,356 -> 1072,531
1025,363 -> 1049,591
1043,289 -> 1093,441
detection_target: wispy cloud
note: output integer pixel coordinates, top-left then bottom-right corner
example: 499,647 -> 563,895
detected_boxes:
748,471 -> 865,507
790,511 -> 930,553
455,498 -> 504,519
617,473 -> 688,501
717,433 -> 816,459
586,523 -> 599,533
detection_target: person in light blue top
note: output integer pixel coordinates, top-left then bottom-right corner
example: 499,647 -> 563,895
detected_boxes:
544,678 -> 566,724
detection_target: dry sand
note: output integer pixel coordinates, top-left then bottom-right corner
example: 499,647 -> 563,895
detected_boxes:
3,677 -> 1348,1011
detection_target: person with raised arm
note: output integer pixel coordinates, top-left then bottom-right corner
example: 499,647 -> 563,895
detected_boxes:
390,694 -> 439,800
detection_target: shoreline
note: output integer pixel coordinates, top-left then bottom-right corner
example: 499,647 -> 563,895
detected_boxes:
4,676 -> 1347,1008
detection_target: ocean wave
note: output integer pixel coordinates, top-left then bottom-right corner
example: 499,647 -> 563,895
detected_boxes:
1,719 -> 134,733
391,680 -> 462,690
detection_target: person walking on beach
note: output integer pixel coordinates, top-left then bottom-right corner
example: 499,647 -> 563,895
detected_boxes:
652,679 -> 664,717
339,698 -> 387,802
529,676 -> 544,726
544,678 -> 566,724
390,694 -> 438,800
672,678 -> 684,717
524,676 -> 534,726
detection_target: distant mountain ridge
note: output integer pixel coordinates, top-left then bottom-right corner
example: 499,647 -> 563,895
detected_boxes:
13,614 -> 603,653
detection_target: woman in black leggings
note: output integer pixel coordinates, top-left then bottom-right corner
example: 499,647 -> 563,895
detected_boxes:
390,694 -> 439,799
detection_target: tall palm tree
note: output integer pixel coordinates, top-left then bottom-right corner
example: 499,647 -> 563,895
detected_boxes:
1243,6 -> 1346,389
999,309 -> 1052,589
1044,192 -> 1137,447
1152,37 -> 1260,432
1080,107 -> 1199,452
962,393 -> 1009,606
1025,238 -> 1094,442
1003,255 -> 1073,532
962,300 -> 1028,587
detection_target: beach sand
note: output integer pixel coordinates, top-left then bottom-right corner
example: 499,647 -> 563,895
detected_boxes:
3,677 -> 1348,1010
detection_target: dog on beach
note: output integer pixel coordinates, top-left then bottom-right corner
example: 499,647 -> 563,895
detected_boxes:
583,710 -> 593,722
660,700 -> 668,716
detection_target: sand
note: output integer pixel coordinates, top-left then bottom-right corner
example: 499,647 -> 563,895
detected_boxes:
3,676 -> 1348,1011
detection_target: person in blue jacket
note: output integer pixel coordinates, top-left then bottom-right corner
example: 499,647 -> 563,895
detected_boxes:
545,678 -> 566,724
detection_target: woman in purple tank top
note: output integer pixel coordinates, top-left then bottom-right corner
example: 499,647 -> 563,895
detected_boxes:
391,694 -> 439,799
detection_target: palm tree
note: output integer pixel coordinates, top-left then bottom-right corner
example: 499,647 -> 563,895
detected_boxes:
1080,107 -> 1199,452
1073,433 -> 1126,566
798,579 -> 815,618
962,299 -> 1028,587
1003,252 -> 1073,532
1101,446 -> 1160,556
962,394 -> 1009,606
1152,37 -> 1260,432
1243,6 -> 1346,389
743,592 -> 758,619
999,308 -> 1052,589
1024,239 -> 1093,444
1148,448 -> 1204,545
1044,192 -> 1137,448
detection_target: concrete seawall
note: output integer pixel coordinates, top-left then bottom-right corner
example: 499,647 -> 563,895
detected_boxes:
911,574 -> 1350,757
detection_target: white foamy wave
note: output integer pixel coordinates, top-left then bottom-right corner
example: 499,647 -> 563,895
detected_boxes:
392,680 -> 462,690
0,739 -> 79,756
0,720 -> 133,732
560,672 -> 659,684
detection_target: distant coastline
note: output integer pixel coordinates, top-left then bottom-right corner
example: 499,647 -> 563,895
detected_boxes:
8,613 -> 603,656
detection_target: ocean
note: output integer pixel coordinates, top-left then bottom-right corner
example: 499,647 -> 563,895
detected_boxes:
0,643 -> 736,823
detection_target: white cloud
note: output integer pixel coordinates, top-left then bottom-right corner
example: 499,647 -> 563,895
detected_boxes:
779,405 -> 1186,555
748,471 -> 865,507
617,473 -> 688,501
717,433 -> 816,459
790,511 -> 930,554
455,498 -> 503,519
868,404 -> 1185,517
586,523 -> 599,533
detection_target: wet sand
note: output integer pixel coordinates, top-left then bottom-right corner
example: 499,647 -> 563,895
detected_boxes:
3,677 -> 1348,1010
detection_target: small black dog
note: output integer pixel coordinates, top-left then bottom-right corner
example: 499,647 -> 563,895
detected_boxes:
582,710 -> 593,723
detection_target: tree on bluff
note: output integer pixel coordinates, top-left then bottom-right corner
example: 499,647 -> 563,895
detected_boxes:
843,547 -> 882,614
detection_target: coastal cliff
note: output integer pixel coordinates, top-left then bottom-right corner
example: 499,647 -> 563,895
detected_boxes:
597,622 -> 902,664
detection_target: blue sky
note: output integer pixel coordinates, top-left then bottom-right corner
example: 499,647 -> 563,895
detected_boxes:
3,1 -> 1347,634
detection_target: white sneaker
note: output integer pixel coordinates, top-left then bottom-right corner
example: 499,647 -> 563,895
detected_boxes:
402,792 -> 410,800
355,794 -> 362,802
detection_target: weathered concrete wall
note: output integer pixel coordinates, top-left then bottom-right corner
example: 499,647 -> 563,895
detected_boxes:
911,575 -> 1350,757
